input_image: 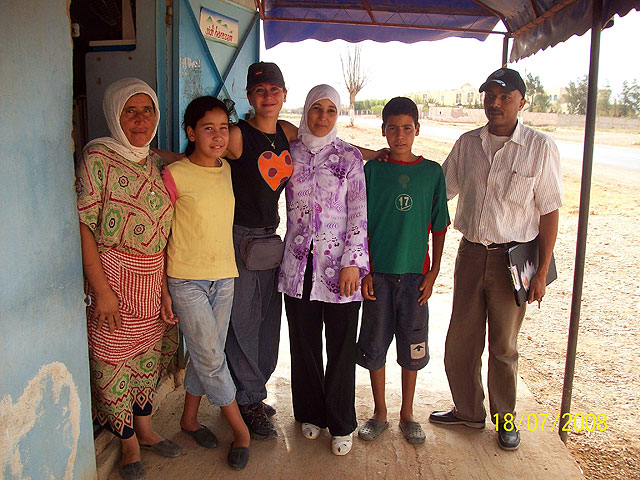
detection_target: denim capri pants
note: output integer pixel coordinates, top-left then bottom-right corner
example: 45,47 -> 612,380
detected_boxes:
168,277 -> 236,406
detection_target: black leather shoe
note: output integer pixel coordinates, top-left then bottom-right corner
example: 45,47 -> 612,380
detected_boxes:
497,423 -> 521,450
227,443 -> 249,470
262,401 -> 276,417
240,403 -> 278,439
429,409 -> 485,429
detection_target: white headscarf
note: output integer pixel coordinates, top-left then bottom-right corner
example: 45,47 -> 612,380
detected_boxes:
298,84 -> 340,154
84,77 -> 160,163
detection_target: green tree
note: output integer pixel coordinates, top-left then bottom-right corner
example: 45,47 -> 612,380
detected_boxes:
525,73 -> 542,105
619,79 -> 640,117
525,73 -> 550,112
533,93 -> 551,113
564,76 -> 588,115
597,85 -> 613,116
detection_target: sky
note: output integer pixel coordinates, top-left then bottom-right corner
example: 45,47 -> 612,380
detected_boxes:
261,9 -> 640,109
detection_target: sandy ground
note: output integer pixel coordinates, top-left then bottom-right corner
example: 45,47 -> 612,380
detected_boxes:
334,116 -> 640,480
103,294 -> 583,480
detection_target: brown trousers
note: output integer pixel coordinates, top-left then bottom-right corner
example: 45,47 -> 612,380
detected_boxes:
444,238 -> 526,423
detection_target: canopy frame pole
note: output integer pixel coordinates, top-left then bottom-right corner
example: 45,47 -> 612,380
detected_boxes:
559,0 -> 602,444
502,35 -> 509,66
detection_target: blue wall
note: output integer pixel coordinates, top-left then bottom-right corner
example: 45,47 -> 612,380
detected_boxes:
0,2 -> 96,479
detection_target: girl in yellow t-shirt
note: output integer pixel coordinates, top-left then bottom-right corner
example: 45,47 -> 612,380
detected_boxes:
162,96 -> 250,470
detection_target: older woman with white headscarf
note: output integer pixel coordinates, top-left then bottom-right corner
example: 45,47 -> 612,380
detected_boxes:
278,84 -> 369,456
76,77 -> 179,479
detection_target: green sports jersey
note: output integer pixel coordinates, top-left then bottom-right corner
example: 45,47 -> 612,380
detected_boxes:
364,157 -> 450,274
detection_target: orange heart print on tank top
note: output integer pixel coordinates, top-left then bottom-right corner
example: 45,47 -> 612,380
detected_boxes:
258,150 -> 293,191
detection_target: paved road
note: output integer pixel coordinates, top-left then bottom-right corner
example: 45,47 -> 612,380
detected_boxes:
346,117 -> 640,171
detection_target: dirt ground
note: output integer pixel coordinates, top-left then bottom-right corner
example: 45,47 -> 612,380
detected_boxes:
336,117 -> 640,480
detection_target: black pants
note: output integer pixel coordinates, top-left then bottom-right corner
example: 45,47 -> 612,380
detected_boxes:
284,253 -> 360,437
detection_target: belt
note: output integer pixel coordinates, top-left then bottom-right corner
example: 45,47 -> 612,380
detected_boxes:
464,238 -> 519,250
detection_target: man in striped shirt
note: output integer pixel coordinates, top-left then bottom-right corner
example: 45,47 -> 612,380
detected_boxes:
429,68 -> 563,451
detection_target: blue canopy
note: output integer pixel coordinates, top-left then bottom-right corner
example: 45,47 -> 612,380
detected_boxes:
257,0 -> 640,60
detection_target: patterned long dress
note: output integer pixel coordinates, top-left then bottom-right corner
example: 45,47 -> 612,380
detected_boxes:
76,143 -> 178,438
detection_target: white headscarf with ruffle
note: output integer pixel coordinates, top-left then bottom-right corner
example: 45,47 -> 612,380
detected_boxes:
84,77 -> 159,163
298,84 -> 340,154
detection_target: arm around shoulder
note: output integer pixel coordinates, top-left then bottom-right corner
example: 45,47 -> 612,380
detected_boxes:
151,148 -> 183,164
278,120 -> 299,142
225,123 -> 243,160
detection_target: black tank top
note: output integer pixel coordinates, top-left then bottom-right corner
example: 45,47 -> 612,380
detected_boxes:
228,120 -> 292,228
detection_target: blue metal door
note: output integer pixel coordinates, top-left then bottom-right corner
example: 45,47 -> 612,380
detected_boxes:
167,0 -> 260,152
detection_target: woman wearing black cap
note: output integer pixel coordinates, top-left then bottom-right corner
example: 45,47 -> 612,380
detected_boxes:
220,62 -> 297,441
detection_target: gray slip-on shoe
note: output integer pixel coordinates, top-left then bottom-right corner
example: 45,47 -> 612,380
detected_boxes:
399,421 -> 426,444
358,418 -> 389,441
140,439 -> 182,457
119,461 -> 145,480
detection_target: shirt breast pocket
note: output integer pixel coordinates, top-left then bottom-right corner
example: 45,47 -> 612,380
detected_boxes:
504,172 -> 535,206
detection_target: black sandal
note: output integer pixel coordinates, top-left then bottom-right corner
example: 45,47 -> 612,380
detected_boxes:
181,425 -> 218,448
227,442 -> 249,470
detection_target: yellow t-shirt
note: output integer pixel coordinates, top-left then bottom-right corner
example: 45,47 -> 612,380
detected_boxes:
164,158 -> 238,280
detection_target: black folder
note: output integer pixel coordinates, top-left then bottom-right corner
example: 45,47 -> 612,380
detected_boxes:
506,237 -> 557,307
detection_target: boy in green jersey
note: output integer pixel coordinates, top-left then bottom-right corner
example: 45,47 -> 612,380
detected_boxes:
356,97 -> 449,444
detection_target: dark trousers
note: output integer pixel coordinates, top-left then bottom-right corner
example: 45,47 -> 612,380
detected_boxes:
225,225 -> 282,406
284,253 -> 360,436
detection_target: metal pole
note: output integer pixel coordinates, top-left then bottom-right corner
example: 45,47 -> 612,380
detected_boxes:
559,0 -> 602,443
502,35 -> 509,66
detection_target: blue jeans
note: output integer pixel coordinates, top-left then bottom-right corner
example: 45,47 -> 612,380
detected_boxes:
168,277 -> 236,407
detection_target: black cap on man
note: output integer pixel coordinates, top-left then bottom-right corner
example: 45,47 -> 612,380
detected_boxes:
479,68 -> 526,98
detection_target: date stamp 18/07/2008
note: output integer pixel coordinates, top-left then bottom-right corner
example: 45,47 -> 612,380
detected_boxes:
494,413 -> 608,433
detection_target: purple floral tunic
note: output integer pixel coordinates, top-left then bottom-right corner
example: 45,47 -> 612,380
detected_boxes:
278,137 -> 369,303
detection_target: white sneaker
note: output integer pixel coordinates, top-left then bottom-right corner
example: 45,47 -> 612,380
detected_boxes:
301,422 -> 321,440
331,434 -> 353,456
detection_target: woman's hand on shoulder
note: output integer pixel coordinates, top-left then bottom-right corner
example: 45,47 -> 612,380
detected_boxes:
373,148 -> 390,162
93,288 -> 121,332
278,120 -> 299,142
339,266 -> 360,298
368,148 -> 391,162
354,145 -> 390,162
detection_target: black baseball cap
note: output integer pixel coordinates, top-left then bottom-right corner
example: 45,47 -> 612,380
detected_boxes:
479,68 -> 526,98
246,62 -> 285,91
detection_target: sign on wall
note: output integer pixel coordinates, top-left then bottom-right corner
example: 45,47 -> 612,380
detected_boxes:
199,7 -> 238,47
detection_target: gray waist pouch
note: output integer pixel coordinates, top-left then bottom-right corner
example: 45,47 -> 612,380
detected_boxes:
239,233 -> 285,270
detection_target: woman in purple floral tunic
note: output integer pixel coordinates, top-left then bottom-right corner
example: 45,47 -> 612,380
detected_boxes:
278,84 -> 369,456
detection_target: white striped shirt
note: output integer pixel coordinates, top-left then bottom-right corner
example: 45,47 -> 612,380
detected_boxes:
443,121 -> 563,245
